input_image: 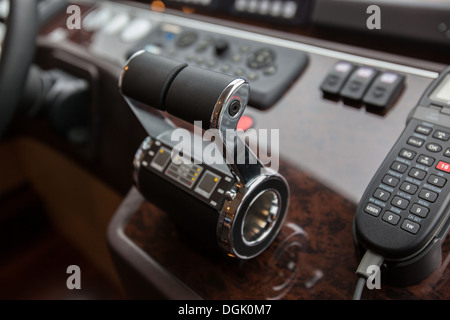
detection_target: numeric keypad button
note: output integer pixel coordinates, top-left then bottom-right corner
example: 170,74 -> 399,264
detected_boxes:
410,204 -> 429,218
427,175 -> 447,188
373,188 -> 390,202
382,175 -> 399,187
400,182 -> 418,194
408,168 -> 427,180
391,196 -> 409,209
391,161 -> 408,174
382,211 -> 400,225
419,189 -> 438,203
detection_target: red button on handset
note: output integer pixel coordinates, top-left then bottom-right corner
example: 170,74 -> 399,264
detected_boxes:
436,161 -> 450,173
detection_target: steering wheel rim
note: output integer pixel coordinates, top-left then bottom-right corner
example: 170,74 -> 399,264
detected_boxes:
0,0 -> 37,137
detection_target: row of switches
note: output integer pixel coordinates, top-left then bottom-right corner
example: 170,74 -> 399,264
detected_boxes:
320,61 -> 405,109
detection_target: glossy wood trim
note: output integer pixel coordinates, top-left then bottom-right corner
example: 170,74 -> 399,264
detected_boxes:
107,187 -> 201,299
110,162 -> 449,300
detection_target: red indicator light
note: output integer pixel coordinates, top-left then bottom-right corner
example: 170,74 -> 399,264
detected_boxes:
237,115 -> 253,131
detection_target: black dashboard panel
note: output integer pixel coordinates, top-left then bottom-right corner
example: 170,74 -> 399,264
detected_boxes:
313,0 -> 450,47
127,23 -> 309,109
80,2 -> 310,110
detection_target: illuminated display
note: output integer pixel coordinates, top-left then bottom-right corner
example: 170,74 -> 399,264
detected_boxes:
150,147 -> 171,171
430,74 -> 450,105
165,159 -> 203,189
195,170 -> 221,199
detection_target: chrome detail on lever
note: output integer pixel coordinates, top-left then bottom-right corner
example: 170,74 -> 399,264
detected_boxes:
120,52 -> 289,259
